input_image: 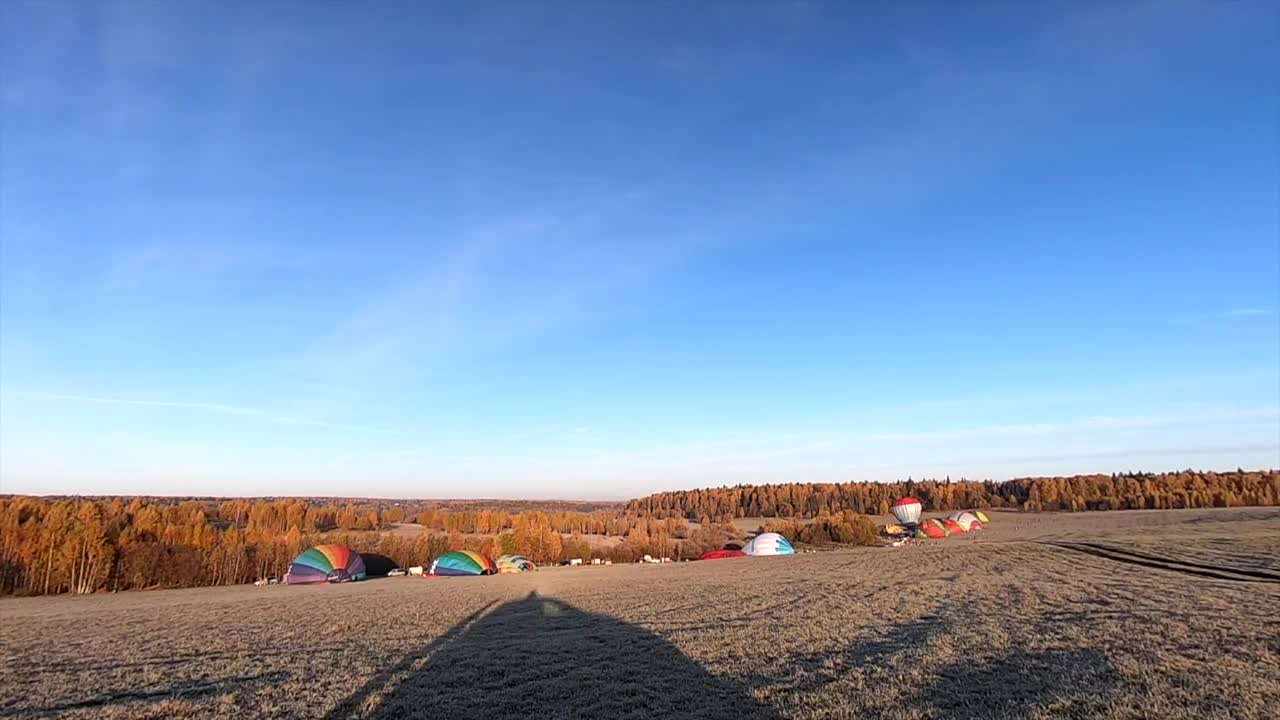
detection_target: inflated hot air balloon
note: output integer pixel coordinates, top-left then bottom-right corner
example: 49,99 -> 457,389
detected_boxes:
496,554 -> 537,574
891,497 -> 923,526
429,550 -> 497,576
974,511 -> 991,524
286,544 -> 367,585
742,533 -> 795,556
699,549 -> 748,560
941,518 -> 966,535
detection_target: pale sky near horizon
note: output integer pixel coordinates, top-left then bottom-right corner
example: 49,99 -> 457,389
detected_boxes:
2,1 -> 1278,500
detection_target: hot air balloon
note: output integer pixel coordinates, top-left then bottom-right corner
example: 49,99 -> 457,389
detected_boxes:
947,511 -> 981,532
286,545 -> 367,585
916,521 -> 947,539
496,554 -> 537,574
891,497 -> 923,526
429,550 -> 497,576
699,549 -> 748,560
742,533 -> 795,556
941,518 -> 966,535
930,518 -> 953,536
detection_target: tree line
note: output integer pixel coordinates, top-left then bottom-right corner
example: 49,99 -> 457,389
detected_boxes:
0,469 -> 1274,596
626,470 -> 1278,520
0,497 -> 721,596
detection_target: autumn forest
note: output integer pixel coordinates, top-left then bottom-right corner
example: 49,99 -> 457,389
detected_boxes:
0,469 -> 1275,596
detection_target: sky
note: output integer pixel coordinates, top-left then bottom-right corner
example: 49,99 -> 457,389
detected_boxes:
1,1 -> 1277,499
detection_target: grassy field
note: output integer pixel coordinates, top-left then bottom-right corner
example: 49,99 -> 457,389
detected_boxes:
2,508 -> 1278,719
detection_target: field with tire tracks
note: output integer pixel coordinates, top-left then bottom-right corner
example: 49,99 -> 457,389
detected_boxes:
2,508 -> 1277,719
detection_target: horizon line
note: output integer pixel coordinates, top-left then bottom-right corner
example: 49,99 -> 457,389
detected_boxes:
2,464 -> 1275,504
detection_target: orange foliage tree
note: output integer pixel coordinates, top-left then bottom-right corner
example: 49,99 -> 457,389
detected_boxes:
0,469 -> 1274,595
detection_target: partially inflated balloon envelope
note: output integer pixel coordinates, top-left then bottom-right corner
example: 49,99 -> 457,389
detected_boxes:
429,550 -> 497,576
496,554 -> 537,573
742,533 -> 795,556
917,520 -> 947,539
286,544 -> 367,584
947,511 -> 981,531
891,497 -> 922,525
699,549 -> 748,560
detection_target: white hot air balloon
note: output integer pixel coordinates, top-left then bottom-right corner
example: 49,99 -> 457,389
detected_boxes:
947,511 -> 981,532
891,497 -> 922,526
742,533 -> 795,556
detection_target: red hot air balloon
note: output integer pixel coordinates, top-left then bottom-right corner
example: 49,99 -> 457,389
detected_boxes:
891,497 -> 923,526
916,520 -> 947,539
699,549 -> 747,560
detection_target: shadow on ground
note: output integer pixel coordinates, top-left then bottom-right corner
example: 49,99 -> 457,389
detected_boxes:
324,592 -> 779,720
34,671 -> 288,715
359,553 -> 399,577
763,606 -> 1120,719
908,647 -> 1116,718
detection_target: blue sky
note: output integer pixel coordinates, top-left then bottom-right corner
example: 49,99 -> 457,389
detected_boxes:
2,1 -> 1277,499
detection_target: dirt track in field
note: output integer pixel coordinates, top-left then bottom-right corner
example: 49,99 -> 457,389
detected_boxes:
2,508 -> 1278,719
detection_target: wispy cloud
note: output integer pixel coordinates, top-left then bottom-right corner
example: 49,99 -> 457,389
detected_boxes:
554,406 -> 1280,470
293,197 -> 730,388
926,442 -> 1280,469
1186,308 -> 1276,322
9,391 -> 390,434
101,241 -> 280,290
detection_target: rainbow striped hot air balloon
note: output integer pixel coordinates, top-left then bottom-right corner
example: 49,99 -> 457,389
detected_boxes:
429,550 -> 497,576
286,545 -> 366,585
496,554 -> 537,574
